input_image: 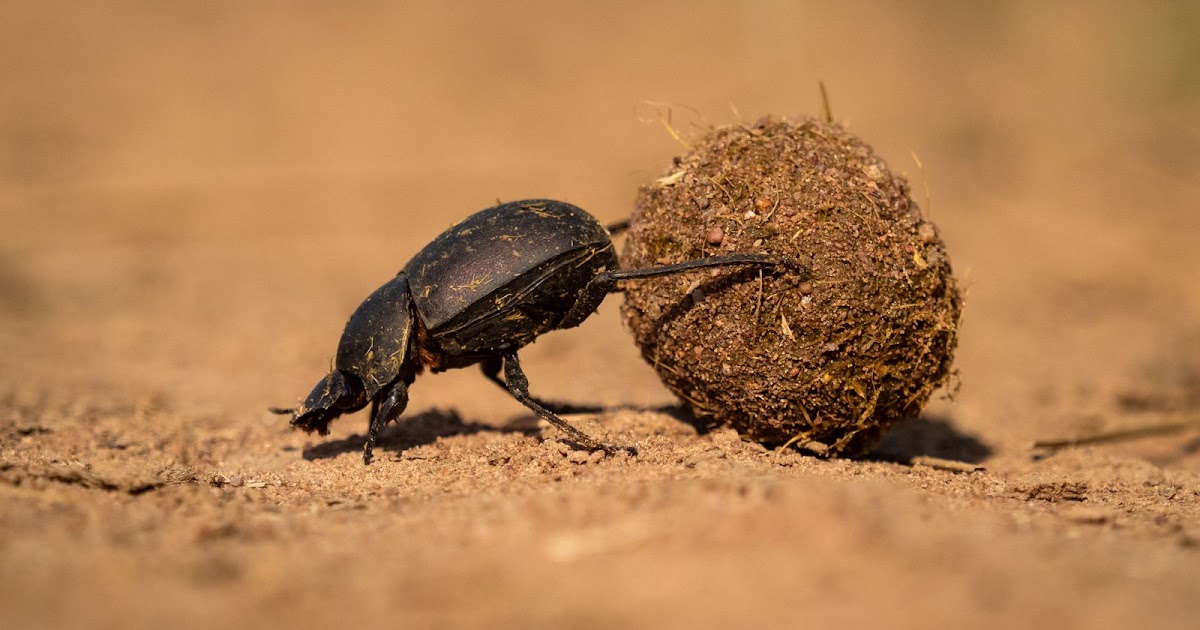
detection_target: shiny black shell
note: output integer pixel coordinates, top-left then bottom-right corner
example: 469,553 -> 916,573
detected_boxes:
335,274 -> 414,397
404,199 -> 617,357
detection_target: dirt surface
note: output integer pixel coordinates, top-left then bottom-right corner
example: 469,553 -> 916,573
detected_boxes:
2,2 -> 1200,629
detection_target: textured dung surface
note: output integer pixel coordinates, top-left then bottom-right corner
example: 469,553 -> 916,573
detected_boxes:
622,118 -> 962,454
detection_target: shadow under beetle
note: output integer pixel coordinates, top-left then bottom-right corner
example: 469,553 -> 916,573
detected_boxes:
273,199 -> 789,464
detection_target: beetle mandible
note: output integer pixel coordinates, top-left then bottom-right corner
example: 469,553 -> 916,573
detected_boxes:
273,199 -> 785,464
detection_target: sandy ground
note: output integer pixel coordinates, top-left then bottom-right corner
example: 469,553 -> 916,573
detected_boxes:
2,2 -> 1200,628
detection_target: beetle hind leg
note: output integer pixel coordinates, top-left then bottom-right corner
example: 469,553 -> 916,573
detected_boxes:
500,352 -> 635,457
559,253 -> 798,329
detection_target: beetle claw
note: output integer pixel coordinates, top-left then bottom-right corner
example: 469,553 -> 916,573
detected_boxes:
599,443 -> 638,458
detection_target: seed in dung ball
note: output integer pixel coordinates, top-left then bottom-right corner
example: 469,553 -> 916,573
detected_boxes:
620,116 -> 962,456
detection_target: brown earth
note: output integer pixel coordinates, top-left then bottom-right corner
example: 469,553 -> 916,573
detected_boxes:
2,2 -> 1200,629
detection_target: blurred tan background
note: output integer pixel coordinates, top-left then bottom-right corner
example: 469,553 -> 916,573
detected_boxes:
2,2 -> 1199,628
4,1 -> 1199,413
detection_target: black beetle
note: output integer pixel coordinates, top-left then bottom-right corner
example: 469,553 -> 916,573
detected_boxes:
273,199 -> 785,464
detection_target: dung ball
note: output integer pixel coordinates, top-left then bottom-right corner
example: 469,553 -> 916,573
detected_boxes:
620,116 -> 962,455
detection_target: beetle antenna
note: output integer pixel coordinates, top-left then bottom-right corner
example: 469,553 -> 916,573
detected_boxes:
268,407 -> 295,415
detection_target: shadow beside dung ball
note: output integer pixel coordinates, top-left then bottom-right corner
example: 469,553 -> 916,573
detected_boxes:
621,116 -> 962,456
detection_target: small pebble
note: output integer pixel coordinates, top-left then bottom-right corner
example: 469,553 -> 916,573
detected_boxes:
705,226 -> 724,245
917,222 -> 937,243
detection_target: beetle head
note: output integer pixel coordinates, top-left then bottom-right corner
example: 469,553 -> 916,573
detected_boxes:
275,369 -> 365,435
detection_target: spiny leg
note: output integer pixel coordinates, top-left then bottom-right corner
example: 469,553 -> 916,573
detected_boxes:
364,381 -> 409,465
501,352 -> 634,456
559,253 -> 790,328
480,357 -> 602,415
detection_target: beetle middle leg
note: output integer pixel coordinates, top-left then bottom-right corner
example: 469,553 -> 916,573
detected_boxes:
479,357 -> 603,415
499,352 -> 635,456
364,381 -> 409,465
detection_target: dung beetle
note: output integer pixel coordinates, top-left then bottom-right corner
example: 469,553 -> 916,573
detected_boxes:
273,199 -> 787,464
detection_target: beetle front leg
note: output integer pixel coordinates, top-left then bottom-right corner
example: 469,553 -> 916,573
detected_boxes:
364,381 -> 409,465
500,352 -> 635,456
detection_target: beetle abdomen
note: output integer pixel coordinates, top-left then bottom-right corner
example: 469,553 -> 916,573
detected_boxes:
426,243 -> 617,356
405,199 -> 612,332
